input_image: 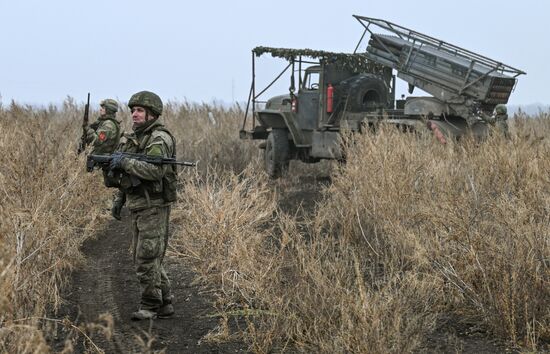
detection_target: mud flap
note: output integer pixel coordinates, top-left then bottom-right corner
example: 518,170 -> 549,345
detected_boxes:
311,131 -> 343,159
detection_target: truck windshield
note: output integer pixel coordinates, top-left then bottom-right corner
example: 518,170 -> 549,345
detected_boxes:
303,71 -> 320,90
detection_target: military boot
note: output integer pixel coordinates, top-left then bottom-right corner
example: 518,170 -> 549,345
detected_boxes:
131,308 -> 157,321
157,296 -> 175,318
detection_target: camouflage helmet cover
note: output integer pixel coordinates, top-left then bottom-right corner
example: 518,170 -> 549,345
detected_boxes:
100,98 -> 119,113
128,91 -> 163,116
495,104 -> 507,115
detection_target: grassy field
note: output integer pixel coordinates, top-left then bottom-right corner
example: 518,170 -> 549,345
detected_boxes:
0,99 -> 548,353
0,101 -> 105,351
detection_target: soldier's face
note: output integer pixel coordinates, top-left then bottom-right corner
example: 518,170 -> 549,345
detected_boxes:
131,106 -> 148,126
99,106 -> 106,116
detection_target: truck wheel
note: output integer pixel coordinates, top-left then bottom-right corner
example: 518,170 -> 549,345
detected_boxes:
264,129 -> 289,178
339,74 -> 389,112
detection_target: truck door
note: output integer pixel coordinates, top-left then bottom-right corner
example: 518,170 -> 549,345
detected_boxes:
297,69 -> 320,130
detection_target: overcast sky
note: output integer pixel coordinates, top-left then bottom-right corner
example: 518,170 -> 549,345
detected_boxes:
1,0 -> 548,107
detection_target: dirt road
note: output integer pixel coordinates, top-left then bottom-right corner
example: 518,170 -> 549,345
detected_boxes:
53,210 -> 247,353
50,172 -> 330,353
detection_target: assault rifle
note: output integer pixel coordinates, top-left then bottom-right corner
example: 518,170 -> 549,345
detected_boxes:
77,93 -> 91,154
86,151 -> 197,175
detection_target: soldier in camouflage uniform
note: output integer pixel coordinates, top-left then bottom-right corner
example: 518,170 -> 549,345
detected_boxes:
480,104 -> 510,139
85,99 -> 121,155
109,91 -> 176,320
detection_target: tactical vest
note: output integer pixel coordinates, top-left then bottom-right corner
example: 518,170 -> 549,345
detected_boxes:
120,124 -> 178,204
150,126 -> 178,203
91,116 -> 121,154
91,116 -> 120,133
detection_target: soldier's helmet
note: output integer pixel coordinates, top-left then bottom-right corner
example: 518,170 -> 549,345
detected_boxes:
128,91 -> 163,117
495,104 -> 507,115
100,98 -> 119,114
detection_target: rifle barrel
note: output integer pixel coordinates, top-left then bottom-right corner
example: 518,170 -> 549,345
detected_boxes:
86,153 -> 196,171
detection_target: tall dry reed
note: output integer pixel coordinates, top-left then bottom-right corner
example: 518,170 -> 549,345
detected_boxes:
2,97 -> 548,353
171,114 -> 549,353
162,101 -> 259,176
0,100 -> 106,352
321,119 -> 549,350
0,98 -> 261,353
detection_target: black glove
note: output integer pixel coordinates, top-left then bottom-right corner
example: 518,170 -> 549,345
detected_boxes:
111,199 -> 124,220
89,121 -> 101,130
109,152 -> 126,171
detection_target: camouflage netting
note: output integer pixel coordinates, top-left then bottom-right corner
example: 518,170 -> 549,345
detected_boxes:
253,46 -> 386,74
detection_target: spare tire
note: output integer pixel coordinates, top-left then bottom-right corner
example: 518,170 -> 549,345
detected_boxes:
336,74 -> 390,112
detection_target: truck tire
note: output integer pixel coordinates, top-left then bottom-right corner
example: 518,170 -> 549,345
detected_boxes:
337,74 -> 389,112
264,129 -> 289,178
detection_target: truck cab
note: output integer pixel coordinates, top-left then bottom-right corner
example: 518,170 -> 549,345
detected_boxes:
240,49 -> 393,177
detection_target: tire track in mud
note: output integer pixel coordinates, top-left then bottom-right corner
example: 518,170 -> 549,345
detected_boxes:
78,233 -> 131,353
54,210 -> 247,353
277,174 -> 332,217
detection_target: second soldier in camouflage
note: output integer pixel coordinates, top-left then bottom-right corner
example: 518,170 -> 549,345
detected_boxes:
85,98 -> 121,155
480,104 -> 510,139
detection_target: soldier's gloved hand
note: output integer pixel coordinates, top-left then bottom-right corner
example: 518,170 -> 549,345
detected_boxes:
109,153 -> 126,171
86,127 -> 95,140
111,199 -> 124,221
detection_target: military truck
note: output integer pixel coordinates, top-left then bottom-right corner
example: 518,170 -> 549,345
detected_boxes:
239,16 -> 525,178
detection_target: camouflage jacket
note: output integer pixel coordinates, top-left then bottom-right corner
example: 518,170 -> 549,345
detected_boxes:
86,113 -> 121,155
480,112 -> 510,137
114,119 -> 175,211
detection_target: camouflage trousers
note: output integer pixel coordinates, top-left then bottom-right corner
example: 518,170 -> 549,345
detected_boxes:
130,205 -> 172,310
495,121 -> 510,139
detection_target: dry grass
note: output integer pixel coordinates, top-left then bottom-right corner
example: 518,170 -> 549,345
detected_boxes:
0,100 -> 106,352
0,98 -> 260,353
171,112 -> 549,353
118,100 -> 261,177
320,119 -> 549,350
1,97 -> 548,353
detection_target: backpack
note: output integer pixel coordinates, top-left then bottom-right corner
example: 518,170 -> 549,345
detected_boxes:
153,127 -> 178,203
